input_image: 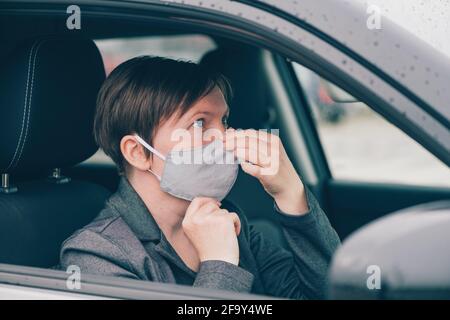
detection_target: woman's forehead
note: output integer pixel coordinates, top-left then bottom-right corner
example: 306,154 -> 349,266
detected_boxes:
160,89 -> 229,129
177,89 -> 229,122
190,87 -> 229,114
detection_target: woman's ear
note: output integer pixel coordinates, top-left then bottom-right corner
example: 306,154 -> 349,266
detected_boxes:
120,135 -> 151,171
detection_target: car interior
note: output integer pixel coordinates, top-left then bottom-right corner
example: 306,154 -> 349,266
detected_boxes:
0,10 -> 449,294
0,13 -> 294,270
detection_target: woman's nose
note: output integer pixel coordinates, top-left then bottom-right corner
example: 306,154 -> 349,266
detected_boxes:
202,124 -> 227,144
218,125 -> 226,135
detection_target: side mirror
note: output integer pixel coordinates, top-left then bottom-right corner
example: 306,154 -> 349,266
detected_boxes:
328,201 -> 450,299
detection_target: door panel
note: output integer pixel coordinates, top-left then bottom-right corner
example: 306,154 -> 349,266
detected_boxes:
324,180 -> 450,239
0,263 -> 271,300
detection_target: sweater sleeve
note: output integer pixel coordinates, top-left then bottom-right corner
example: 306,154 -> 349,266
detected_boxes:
248,186 -> 341,299
193,260 -> 254,293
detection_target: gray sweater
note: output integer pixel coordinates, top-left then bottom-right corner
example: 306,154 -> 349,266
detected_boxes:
59,177 -> 340,299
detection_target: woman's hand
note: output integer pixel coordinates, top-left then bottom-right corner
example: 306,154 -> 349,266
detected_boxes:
222,128 -> 309,215
182,197 -> 241,265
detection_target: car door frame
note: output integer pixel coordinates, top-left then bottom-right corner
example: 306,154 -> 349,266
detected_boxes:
0,263 -> 274,299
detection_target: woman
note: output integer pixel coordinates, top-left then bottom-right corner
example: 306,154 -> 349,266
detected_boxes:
59,56 -> 340,299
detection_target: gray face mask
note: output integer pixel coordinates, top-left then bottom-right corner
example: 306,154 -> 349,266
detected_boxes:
134,134 -> 239,201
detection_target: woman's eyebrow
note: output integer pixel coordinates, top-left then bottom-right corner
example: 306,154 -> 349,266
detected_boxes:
186,111 -> 209,122
186,107 -> 230,121
177,111 -> 206,127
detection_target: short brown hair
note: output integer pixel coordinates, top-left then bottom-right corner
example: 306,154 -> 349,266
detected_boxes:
94,56 -> 232,175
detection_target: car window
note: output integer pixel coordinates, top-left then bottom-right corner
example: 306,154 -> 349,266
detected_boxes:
82,34 -> 217,165
292,62 -> 450,188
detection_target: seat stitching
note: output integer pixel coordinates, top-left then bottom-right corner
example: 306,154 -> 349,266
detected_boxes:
5,39 -> 42,171
13,39 -> 49,170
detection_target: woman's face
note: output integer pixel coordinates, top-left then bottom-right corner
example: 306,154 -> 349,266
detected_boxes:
149,86 -> 230,176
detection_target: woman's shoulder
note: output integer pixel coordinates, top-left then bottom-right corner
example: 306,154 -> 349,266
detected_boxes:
59,207 -> 149,276
62,206 -> 146,250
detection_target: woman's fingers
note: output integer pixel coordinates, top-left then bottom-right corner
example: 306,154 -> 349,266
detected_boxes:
222,130 -> 279,169
224,128 -> 272,143
234,147 -> 272,168
187,197 -> 220,218
182,202 -> 240,266
215,209 -> 241,236
240,160 -> 262,178
223,132 -> 271,152
198,201 -> 221,215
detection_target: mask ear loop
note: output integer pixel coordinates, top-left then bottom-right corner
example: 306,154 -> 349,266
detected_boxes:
134,134 -> 166,181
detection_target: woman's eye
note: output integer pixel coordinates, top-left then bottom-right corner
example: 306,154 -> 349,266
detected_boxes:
193,119 -> 204,129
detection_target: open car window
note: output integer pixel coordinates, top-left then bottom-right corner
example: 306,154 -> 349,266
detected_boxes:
292,62 -> 450,188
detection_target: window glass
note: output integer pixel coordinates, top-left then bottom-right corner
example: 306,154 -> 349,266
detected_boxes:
292,62 -> 450,187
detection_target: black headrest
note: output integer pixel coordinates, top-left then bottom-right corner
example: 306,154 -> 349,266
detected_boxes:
0,36 -> 105,176
200,45 -> 270,129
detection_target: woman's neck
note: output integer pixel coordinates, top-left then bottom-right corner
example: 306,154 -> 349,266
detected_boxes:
127,171 -> 190,237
